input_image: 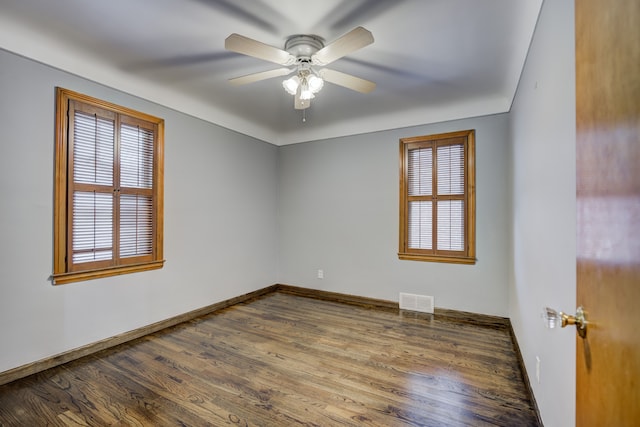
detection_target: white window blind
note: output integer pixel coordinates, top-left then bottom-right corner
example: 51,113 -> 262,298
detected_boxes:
408,201 -> 433,249
119,123 -> 154,259
73,112 -> 114,186
408,147 -> 432,197
72,111 -> 115,264
120,194 -> 153,258
437,200 -> 464,251
120,123 -> 154,189
407,147 -> 433,249
436,144 -> 465,251
437,144 -> 464,195
72,191 -> 113,263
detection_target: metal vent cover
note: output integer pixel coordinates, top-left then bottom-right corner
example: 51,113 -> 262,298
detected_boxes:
399,293 -> 434,314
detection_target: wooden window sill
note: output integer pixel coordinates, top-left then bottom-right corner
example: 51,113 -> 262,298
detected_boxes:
398,253 -> 476,265
52,260 -> 165,285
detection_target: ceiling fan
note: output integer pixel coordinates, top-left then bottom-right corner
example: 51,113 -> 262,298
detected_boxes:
224,27 -> 376,110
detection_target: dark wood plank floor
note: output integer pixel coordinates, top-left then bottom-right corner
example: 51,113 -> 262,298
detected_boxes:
0,292 -> 540,426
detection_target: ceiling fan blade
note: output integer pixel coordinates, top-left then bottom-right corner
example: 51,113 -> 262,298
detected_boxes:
312,26 -> 374,66
229,68 -> 293,86
294,87 -> 311,110
319,68 -> 376,93
225,33 -> 296,66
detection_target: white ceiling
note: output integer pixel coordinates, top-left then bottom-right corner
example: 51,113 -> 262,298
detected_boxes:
0,0 -> 542,145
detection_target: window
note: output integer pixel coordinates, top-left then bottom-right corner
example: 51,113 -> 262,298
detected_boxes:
53,88 -> 164,284
399,130 -> 475,264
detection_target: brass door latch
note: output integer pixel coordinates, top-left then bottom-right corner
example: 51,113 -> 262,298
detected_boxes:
543,306 -> 588,338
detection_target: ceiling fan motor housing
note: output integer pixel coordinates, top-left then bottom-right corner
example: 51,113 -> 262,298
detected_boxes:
285,35 -> 325,62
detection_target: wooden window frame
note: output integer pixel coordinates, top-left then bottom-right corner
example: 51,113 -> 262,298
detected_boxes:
53,88 -> 165,285
398,129 -> 476,264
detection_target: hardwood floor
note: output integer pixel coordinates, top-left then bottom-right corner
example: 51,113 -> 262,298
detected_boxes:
0,292 -> 540,426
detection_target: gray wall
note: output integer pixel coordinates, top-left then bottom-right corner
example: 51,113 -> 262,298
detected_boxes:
278,114 -> 511,316
0,50 -> 279,372
509,1 -> 576,426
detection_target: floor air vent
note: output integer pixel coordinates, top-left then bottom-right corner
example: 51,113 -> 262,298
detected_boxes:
399,293 -> 434,314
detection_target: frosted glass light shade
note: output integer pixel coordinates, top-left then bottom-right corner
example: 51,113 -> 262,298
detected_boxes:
282,75 -> 300,95
308,75 -> 324,93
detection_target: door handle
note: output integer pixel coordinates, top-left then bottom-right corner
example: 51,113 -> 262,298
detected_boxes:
543,306 -> 588,338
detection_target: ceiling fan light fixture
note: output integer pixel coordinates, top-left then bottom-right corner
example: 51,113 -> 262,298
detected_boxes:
282,75 -> 299,95
307,74 -> 324,93
284,71 -> 323,100
299,77 -> 314,100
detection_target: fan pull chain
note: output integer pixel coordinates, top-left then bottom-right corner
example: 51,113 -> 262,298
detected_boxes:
302,109 -> 306,123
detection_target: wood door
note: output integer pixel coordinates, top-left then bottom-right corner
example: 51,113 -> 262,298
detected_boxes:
575,0 -> 640,425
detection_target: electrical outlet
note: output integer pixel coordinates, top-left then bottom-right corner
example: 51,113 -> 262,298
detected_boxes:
536,356 -> 541,383
317,269 -> 324,279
